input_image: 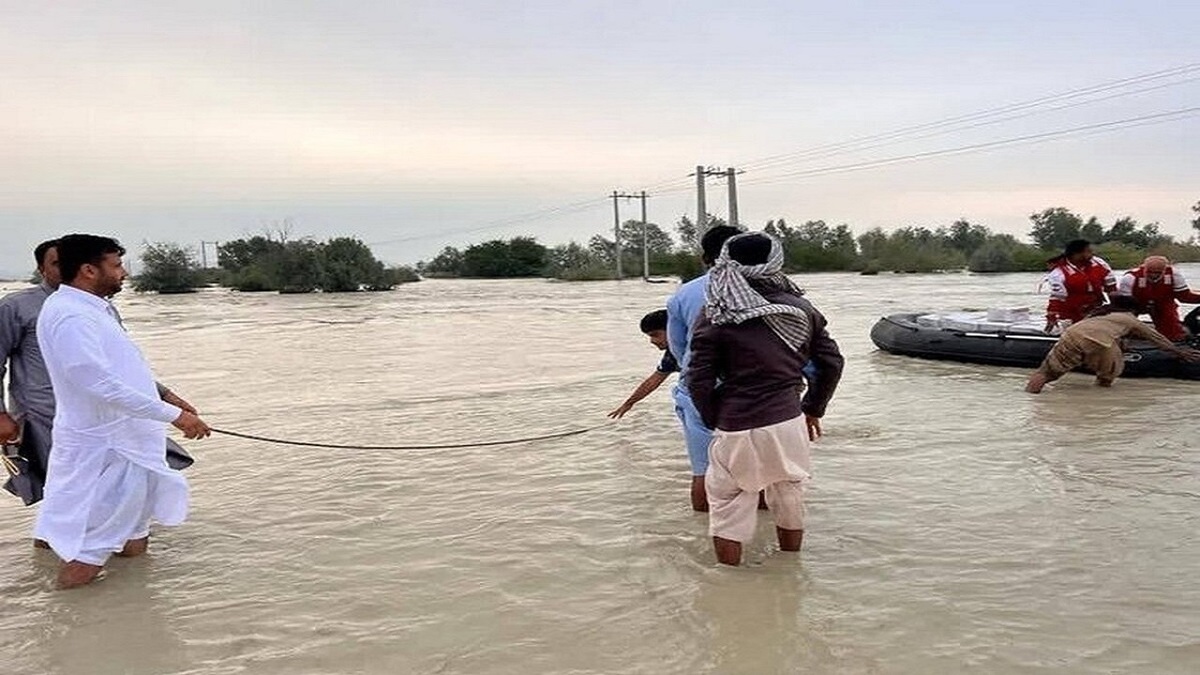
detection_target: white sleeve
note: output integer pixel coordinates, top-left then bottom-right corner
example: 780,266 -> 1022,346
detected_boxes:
1045,268 -> 1067,299
1093,256 -> 1117,289
1116,273 -> 1135,297
1172,268 -> 1188,292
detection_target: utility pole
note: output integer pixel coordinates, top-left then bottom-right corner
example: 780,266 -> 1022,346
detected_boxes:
611,191 -> 652,280
725,167 -> 740,229
691,166 -> 742,232
199,240 -> 220,269
639,191 -> 649,281
611,191 -> 623,279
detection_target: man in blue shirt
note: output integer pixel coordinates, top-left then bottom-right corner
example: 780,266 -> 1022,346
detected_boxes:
666,226 -> 743,511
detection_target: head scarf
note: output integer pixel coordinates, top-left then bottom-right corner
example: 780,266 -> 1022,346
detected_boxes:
704,232 -> 811,352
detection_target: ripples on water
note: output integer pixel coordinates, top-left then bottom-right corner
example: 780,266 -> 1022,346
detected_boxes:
2,268 -> 1199,674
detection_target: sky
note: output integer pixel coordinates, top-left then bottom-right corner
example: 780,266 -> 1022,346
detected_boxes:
1,1 -> 1198,276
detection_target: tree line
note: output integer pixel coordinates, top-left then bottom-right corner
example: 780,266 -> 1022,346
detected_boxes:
416,202 -> 1200,280
133,232 -> 419,294
129,201 -> 1200,291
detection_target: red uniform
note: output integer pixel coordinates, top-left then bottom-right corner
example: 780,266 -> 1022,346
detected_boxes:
1044,257 -> 1117,325
1115,265 -> 1200,341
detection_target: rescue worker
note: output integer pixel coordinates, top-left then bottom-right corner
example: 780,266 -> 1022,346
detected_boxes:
1114,255 -> 1200,341
1043,239 -> 1116,333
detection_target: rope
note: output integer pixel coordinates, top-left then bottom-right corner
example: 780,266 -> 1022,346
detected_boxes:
209,422 -> 611,451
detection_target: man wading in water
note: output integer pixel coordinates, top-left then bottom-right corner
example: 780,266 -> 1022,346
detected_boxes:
35,235 -> 211,588
666,225 -> 743,511
1026,298 -> 1200,393
688,232 -> 843,566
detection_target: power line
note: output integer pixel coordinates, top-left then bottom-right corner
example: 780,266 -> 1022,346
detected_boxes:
744,74 -> 1200,173
374,62 -> 1200,249
367,197 -> 608,247
739,106 -> 1200,188
738,62 -> 1200,172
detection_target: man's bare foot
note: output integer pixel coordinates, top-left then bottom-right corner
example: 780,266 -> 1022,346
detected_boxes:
57,561 -> 104,590
713,536 -> 742,566
33,539 -> 50,550
115,536 -> 149,558
777,527 -> 803,552
691,475 -> 709,512
1096,378 -> 1114,387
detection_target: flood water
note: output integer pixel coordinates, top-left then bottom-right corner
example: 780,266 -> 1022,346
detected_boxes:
2,267 -> 1199,674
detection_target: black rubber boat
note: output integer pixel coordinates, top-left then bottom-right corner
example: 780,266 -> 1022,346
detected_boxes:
870,312 -> 1200,380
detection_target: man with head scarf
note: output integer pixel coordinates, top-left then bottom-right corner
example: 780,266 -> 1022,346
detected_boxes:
687,232 -> 843,566
1114,255 -> 1200,342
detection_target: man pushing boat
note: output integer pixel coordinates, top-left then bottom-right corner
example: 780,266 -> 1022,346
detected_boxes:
1026,298 -> 1200,393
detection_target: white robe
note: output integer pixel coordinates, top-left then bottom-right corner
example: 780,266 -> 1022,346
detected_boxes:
34,285 -> 187,565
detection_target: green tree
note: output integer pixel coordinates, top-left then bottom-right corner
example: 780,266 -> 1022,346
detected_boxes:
1105,217 -> 1169,250
675,215 -> 699,252
1028,207 -> 1084,251
1080,216 -> 1105,243
134,242 -> 204,293
276,239 -> 323,294
420,247 -> 464,277
857,226 -> 964,273
618,220 -> 674,258
459,237 -> 547,277
943,220 -> 989,255
372,266 -> 420,289
320,237 -> 389,292
545,241 -> 613,281
767,219 -> 860,271
968,234 -> 1045,273
218,236 -> 283,272
1094,241 -> 1142,270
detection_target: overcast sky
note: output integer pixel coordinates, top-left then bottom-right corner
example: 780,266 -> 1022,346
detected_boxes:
1,1 -> 1197,276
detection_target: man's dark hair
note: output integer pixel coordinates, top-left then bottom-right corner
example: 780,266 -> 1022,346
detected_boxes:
34,239 -> 59,268
700,225 -> 743,265
727,233 -> 772,266
1047,239 -> 1091,267
57,234 -> 126,283
640,309 -> 668,334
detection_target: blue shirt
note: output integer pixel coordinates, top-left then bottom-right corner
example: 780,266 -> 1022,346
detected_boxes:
666,273 -> 709,383
667,271 -> 817,391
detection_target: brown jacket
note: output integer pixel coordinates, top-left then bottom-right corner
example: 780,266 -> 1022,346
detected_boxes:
688,287 -> 844,432
1064,312 -> 1176,351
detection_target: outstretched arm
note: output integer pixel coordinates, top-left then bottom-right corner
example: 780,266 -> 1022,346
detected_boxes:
609,371 -> 670,419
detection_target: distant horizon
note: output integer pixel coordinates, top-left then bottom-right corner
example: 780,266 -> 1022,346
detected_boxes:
3,2 -> 1196,273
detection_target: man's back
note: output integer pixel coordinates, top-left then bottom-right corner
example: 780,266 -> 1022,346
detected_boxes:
689,289 -> 843,432
666,273 -> 708,380
1064,312 -> 1168,349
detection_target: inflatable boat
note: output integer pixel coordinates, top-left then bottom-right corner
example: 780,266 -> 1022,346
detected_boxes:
870,310 -> 1200,380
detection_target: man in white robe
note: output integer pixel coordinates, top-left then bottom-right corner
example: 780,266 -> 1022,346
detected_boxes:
35,234 -> 211,589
